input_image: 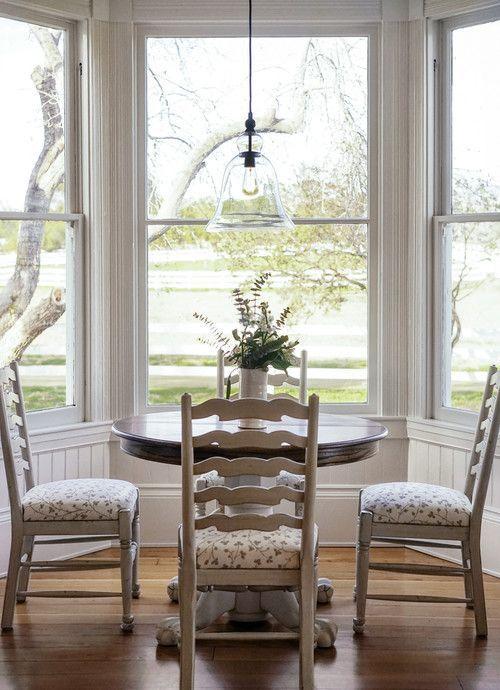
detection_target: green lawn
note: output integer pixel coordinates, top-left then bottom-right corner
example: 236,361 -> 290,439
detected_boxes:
148,385 -> 368,406
148,354 -> 368,369
22,380 -> 483,413
23,386 -> 67,411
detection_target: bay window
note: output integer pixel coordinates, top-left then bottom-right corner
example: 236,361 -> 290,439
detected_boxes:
434,8 -> 500,422
138,26 -> 378,411
0,8 -> 83,427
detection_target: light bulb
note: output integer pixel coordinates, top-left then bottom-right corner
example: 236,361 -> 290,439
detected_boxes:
242,166 -> 259,196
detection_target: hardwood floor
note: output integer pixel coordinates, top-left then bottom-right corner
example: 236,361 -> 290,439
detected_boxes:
0,547 -> 499,689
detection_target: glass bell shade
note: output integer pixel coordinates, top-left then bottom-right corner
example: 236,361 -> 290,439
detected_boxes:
206,136 -> 294,233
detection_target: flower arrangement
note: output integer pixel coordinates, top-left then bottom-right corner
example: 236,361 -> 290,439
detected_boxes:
194,273 -> 299,398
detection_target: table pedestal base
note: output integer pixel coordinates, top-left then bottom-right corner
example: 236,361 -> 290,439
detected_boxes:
158,581 -> 337,648
166,575 -> 334,607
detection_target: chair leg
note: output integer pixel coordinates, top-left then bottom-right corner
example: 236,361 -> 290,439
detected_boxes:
1,531 -> 23,631
179,567 -> 196,690
353,511 -> 372,634
462,540 -> 474,610
16,536 -> 35,604
132,512 -> 141,600
299,565 -> 316,690
119,512 -> 135,632
469,538 -> 487,637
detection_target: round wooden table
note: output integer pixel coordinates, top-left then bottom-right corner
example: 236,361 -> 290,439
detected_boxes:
113,411 -> 387,647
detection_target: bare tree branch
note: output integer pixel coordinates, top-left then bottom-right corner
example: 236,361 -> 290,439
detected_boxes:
0,27 -> 65,343
0,288 -> 65,365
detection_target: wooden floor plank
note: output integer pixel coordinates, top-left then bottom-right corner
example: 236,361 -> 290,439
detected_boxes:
0,547 -> 499,689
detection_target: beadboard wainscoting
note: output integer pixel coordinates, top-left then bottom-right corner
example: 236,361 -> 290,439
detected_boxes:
0,423 -> 112,576
110,418 -> 407,546
407,418 -> 500,577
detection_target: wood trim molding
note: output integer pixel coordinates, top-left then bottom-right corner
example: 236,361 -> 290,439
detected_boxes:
87,19 -> 136,421
424,0 -> 500,19
131,1 -> 384,24
407,416 -> 500,450
0,0 -> 91,19
379,19 -> 410,416
407,17 -> 430,419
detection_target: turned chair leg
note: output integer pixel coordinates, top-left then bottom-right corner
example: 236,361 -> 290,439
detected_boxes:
353,511 -> 372,634
179,567 -> 196,690
462,540 -> 474,610
16,535 -> 35,604
119,511 -> 135,632
299,565 -> 316,690
132,511 -> 141,600
470,538 -> 487,637
1,532 -> 23,631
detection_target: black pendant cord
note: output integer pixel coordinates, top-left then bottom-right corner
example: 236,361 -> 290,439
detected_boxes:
244,0 -> 256,157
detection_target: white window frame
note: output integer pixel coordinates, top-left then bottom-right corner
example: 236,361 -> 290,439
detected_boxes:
433,6 -> 500,424
0,4 -> 84,428
135,21 -> 379,414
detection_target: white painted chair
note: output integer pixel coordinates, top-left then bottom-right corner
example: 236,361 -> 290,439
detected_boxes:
215,348 -> 308,403
0,361 -> 140,632
195,349 -> 308,517
178,394 -> 319,690
353,365 -> 500,638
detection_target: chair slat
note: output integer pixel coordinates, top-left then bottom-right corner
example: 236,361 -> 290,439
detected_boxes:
195,512 -> 302,532
193,429 -> 307,449
194,485 -> 304,506
193,455 -> 305,477
192,397 -> 309,421
268,373 -> 300,387
267,393 -> 299,402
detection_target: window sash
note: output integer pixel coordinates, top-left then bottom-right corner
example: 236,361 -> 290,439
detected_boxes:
433,7 -> 500,423
0,212 -> 85,429
0,6 -> 82,427
439,6 -> 500,216
136,23 -> 379,414
433,213 -> 500,424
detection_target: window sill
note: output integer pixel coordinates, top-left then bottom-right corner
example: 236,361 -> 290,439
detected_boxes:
28,420 -> 113,453
407,416 -> 477,445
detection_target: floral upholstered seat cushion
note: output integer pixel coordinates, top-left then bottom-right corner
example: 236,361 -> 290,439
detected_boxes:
186,524 -> 318,570
361,482 -> 472,526
22,478 -> 138,521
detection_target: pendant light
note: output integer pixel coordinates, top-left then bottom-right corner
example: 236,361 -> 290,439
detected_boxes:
206,0 -> 294,233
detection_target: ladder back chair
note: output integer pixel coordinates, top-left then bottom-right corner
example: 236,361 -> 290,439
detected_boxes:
216,348 -> 308,403
179,394 -> 319,690
195,349 -> 308,518
353,365 -> 500,637
0,362 -> 140,632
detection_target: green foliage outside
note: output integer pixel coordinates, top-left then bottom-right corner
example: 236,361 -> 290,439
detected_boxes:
0,220 -> 66,252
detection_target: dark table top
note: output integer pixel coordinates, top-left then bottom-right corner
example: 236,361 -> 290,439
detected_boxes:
112,411 -> 388,467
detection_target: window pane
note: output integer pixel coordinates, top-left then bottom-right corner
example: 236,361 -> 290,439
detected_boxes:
146,37 -> 368,220
452,20 -> 500,213
0,17 -> 66,213
0,220 -> 76,412
147,224 -> 368,405
442,221 -> 500,411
